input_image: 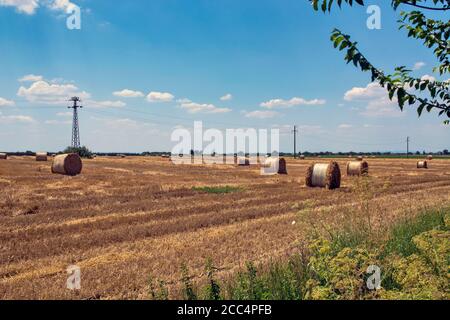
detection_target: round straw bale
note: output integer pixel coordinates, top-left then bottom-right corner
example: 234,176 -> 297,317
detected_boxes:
51,153 -> 82,176
0,153 -> 7,160
299,155 -> 305,160
417,161 -> 428,169
347,161 -> 369,176
427,155 -> 433,160
356,156 -> 364,161
278,158 -> 287,174
305,161 -> 341,189
35,152 -> 48,162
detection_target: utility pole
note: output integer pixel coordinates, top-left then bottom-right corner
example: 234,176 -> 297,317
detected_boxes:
68,97 -> 83,148
406,136 -> 410,158
292,125 -> 298,159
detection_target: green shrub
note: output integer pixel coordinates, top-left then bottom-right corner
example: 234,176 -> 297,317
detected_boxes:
180,263 -> 197,300
383,208 -> 447,258
203,258 -> 221,300
62,146 -> 94,159
149,208 -> 449,300
306,239 -> 379,300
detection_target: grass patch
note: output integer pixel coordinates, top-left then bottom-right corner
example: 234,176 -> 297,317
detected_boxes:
192,186 -> 241,194
383,207 -> 447,258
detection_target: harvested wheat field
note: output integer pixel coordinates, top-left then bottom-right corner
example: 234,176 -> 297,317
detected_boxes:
0,156 -> 449,299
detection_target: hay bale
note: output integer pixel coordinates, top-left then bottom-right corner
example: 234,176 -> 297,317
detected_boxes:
305,161 -> 341,189
417,161 -> 428,169
263,158 -> 287,174
357,156 -> 364,161
299,155 -> 305,160
35,152 -> 48,162
347,161 -> 369,176
237,157 -> 250,166
427,155 -> 433,161
51,154 -> 82,176
0,153 -> 7,160
278,158 -> 287,174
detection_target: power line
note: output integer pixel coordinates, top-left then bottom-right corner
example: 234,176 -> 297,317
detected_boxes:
407,136 -> 410,158
292,125 -> 298,159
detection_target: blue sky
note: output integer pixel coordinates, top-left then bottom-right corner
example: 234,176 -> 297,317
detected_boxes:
0,0 -> 448,153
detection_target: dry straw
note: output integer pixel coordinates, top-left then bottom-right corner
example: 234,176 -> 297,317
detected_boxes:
35,152 -> 48,162
305,161 -> 341,189
0,153 -> 7,160
427,155 -> 433,160
51,154 -> 83,176
357,156 -> 364,161
417,161 -> 428,169
299,155 -> 305,160
347,161 -> 369,176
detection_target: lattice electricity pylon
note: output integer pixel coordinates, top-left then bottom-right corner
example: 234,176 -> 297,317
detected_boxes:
68,97 -> 83,148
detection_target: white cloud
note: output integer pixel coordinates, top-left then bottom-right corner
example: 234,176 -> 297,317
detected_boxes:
245,110 -> 279,119
0,0 -> 39,15
420,74 -> 436,82
344,82 -> 384,101
0,0 -> 76,15
17,80 -> 90,104
104,118 -> 138,128
47,0 -> 76,12
360,97 -> 403,118
178,100 -> 231,114
220,93 -> 233,101
0,112 -> 35,124
17,78 -> 127,110
45,119 -> 71,125
86,100 -> 126,108
56,111 -> 72,117
146,91 -> 174,103
260,97 -> 326,109
113,89 -> 144,98
413,62 -> 426,71
338,124 -> 353,129
18,74 -> 43,82
0,97 -> 15,107
344,82 -> 403,118
363,124 -> 383,128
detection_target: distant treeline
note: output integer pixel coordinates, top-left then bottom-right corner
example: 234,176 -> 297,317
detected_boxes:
4,150 -> 449,157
